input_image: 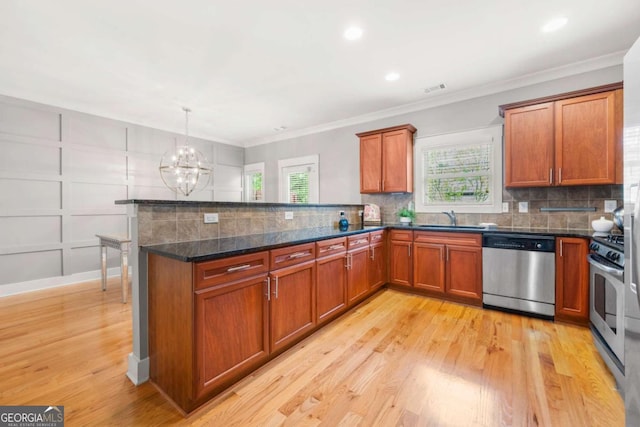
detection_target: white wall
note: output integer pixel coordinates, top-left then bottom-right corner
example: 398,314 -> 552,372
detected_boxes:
0,95 -> 243,295
245,65 -> 624,203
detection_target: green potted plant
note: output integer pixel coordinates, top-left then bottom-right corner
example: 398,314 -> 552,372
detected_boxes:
397,207 -> 415,224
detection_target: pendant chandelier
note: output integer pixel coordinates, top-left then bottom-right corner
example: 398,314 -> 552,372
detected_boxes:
159,107 -> 212,196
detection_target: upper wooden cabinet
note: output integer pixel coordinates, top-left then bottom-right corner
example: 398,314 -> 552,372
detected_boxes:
357,124 -> 417,193
502,84 -> 623,188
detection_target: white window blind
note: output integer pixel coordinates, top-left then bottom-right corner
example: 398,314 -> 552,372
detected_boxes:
415,126 -> 503,213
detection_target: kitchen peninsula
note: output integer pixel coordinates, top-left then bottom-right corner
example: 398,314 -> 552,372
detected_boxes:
122,198 -> 606,413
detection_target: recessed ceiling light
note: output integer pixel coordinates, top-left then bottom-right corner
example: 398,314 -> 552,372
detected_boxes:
385,72 -> 400,82
344,26 -> 363,41
541,16 -> 568,33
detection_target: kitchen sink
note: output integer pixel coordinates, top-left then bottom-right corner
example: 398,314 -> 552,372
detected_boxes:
416,224 -> 487,230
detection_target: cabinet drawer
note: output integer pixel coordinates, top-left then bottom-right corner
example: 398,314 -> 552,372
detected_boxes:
195,251 -> 269,290
316,237 -> 347,258
347,233 -> 370,250
369,230 -> 385,244
414,231 -> 481,247
270,242 -> 316,270
390,229 -> 413,241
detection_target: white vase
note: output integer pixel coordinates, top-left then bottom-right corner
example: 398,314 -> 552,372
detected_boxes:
400,217 -> 411,224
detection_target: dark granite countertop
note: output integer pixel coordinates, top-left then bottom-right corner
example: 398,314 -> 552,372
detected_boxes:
141,222 -> 599,263
115,199 -> 363,208
141,225 -> 385,262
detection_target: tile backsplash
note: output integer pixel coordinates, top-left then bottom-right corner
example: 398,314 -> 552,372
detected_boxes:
137,204 -> 363,246
362,184 -> 623,232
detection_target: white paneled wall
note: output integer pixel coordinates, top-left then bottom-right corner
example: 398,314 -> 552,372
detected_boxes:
0,95 -> 243,295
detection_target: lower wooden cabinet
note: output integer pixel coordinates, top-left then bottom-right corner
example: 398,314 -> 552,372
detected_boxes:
195,274 -> 269,398
346,234 -> 371,305
413,231 -> 482,305
369,240 -> 386,290
389,229 -> 413,286
269,260 -> 316,353
555,237 -> 590,324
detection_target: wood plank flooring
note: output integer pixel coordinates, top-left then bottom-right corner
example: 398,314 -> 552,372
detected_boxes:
0,280 -> 624,426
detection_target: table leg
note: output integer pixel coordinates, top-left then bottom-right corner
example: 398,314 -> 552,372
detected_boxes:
101,244 -> 107,291
121,247 -> 129,304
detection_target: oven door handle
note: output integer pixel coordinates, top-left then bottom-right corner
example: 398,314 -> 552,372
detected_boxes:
587,254 -> 624,277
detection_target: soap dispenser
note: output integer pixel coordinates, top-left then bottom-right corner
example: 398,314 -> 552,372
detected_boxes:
338,211 -> 349,231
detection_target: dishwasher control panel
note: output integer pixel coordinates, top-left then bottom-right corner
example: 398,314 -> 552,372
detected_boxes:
482,233 -> 555,252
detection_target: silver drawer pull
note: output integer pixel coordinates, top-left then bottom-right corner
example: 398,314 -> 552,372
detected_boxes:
226,264 -> 251,272
288,251 -> 309,259
328,244 -> 344,250
352,239 -> 367,245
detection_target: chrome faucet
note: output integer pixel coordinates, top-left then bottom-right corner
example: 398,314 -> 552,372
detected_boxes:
442,210 -> 456,226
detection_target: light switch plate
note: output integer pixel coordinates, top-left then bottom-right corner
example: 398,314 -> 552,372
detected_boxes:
502,202 -> 509,213
285,211 -> 294,220
518,202 -> 529,213
204,213 -> 219,224
604,200 -> 617,213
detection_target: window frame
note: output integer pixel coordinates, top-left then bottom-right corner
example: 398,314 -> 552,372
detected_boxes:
244,162 -> 265,202
277,155 -> 319,204
414,126 -> 503,214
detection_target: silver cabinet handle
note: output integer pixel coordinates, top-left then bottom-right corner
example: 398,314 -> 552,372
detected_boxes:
549,168 -> 553,184
408,244 -> 411,257
288,251 -> 309,259
328,244 -> 344,250
274,276 -> 279,298
559,239 -> 563,257
558,168 -> 562,183
227,264 -> 251,272
370,247 -> 375,260
265,276 -> 271,301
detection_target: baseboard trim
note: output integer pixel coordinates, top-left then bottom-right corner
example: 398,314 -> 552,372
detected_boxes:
0,267 -> 130,298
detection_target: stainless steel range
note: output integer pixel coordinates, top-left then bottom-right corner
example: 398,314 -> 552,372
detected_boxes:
588,233 -> 625,388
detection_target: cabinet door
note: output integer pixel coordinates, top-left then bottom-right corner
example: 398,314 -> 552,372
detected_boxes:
347,245 -> 370,305
382,129 -> 413,192
504,102 -> 554,187
389,240 -> 412,286
316,253 -> 347,325
555,237 -> 589,324
368,242 -> 386,290
270,260 -> 316,353
360,133 -> 382,193
555,91 -> 616,185
195,274 -> 269,397
446,244 -> 482,302
413,242 -> 445,293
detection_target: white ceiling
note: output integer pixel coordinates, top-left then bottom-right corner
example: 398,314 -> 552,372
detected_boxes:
1,1 -> 639,147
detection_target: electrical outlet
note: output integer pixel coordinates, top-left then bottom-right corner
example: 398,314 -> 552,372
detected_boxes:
203,213 -> 219,224
518,202 -> 529,213
285,211 -> 294,220
604,200 -> 617,213
502,202 -> 509,213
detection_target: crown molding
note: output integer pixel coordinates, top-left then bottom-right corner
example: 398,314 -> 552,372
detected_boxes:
242,51 -> 625,147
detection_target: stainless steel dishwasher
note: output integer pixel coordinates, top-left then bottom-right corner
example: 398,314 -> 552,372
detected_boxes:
482,233 -> 556,319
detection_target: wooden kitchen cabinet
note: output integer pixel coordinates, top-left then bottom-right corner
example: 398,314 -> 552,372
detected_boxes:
346,234 -> 370,305
368,230 -> 386,291
148,250 -> 270,412
195,274 -> 269,399
316,237 -> 348,325
502,84 -> 623,187
357,124 -> 416,193
555,237 -> 590,325
389,229 -> 413,287
269,247 -> 316,353
413,231 -> 482,305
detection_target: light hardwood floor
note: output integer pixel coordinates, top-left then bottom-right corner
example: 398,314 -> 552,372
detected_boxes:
0,279 -> 624,426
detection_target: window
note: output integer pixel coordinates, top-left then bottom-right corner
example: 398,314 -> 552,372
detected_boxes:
278,155 -> 319,204
244,162 -> 264,202
415,126 -> 503,213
